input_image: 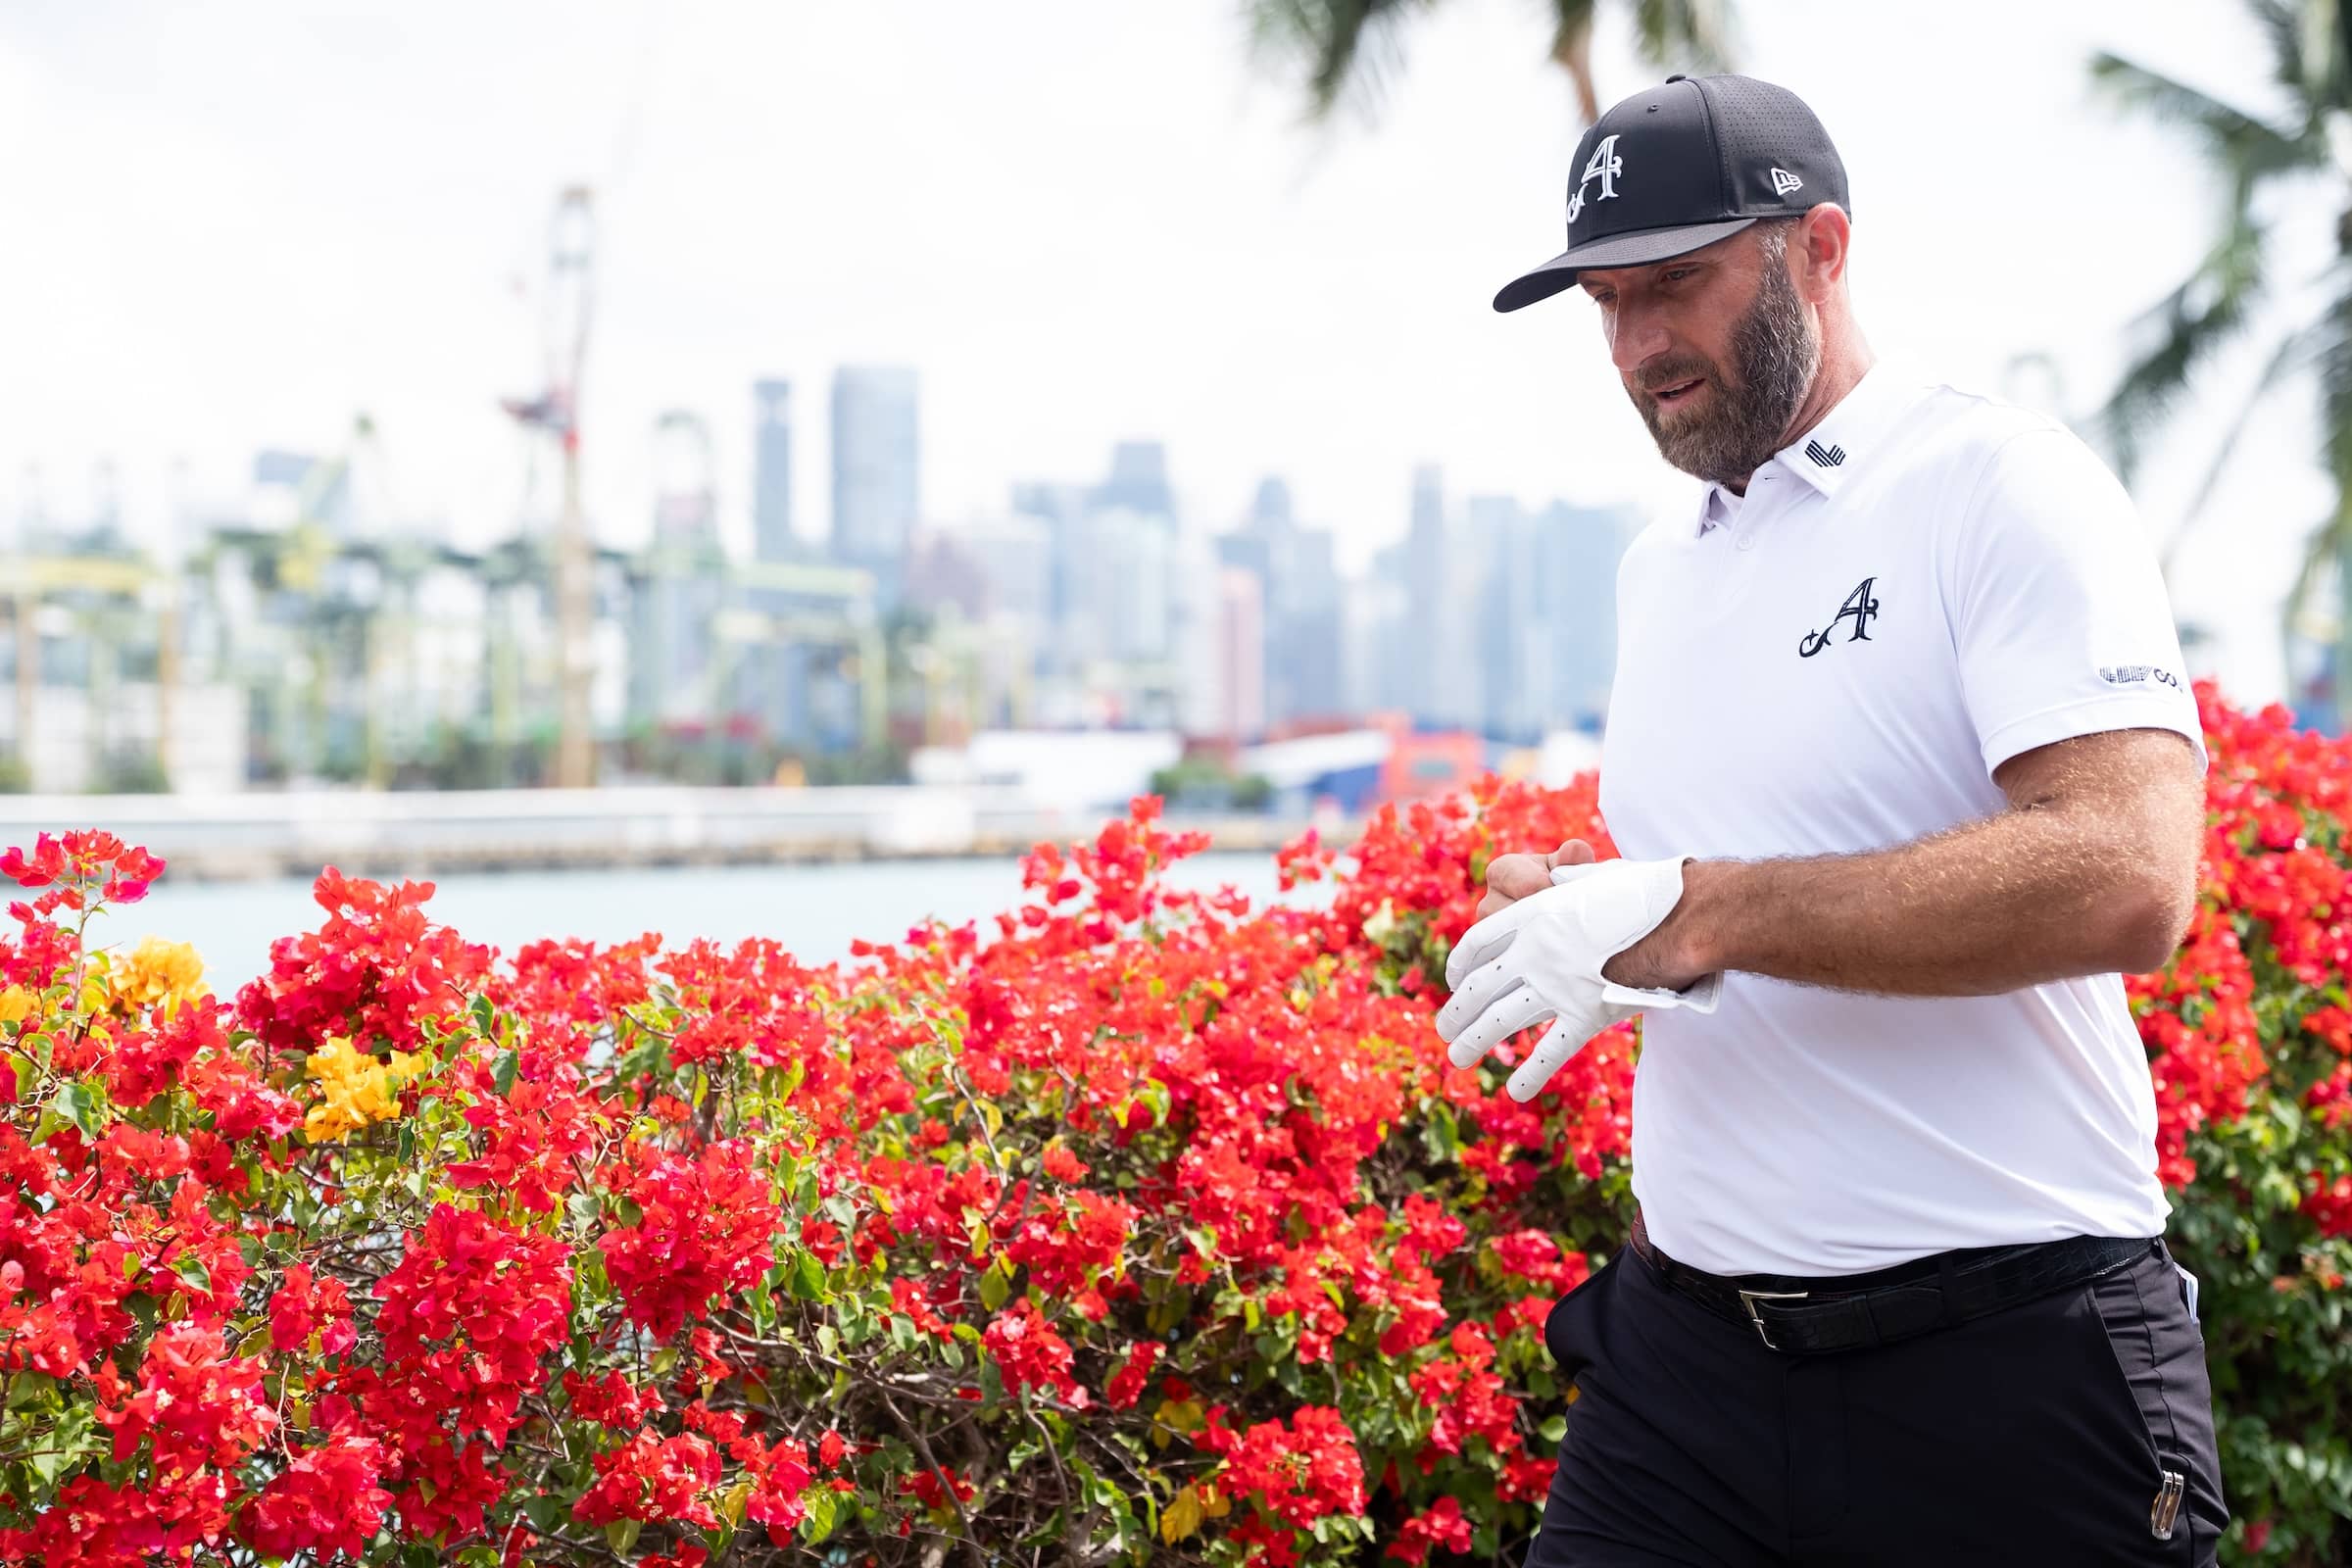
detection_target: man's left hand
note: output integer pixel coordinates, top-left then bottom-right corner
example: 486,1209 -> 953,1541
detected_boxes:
1437,855 -> 1723,1101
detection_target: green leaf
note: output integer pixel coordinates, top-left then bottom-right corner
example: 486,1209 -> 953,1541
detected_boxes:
52,1081 -> 100,1137
172,1254 -> 211,1295
492,1049 -> 519,1098
802,1485 -> 841,1543
6,1371 -> 57,1409
791,1250 -> 826,1300
470,994 -> 495,1034
978,1259 -> 1010,1312
27,1400 -> 95,1486
519,1493 -> 565,1534
604,1518 -> 641,1554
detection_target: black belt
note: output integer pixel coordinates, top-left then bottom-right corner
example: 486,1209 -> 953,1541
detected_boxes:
1627,1210 -> 2159,1355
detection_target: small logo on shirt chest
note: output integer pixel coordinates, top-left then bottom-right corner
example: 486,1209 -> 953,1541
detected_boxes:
1799,576 -> 1881,658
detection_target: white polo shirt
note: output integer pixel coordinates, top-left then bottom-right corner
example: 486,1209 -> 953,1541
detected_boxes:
1598,365 -> 2208,1278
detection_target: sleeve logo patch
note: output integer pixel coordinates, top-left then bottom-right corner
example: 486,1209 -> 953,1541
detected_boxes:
2099,664 -> 2182,691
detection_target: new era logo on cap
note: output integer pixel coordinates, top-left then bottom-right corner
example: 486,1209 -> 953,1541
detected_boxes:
1770,167 -> 1803,196
1804,439 -> 1846,467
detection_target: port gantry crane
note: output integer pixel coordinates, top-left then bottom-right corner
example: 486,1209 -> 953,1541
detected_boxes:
501,186 -> 599,788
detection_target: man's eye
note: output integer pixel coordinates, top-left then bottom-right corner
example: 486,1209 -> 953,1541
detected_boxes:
1662,268 -> 1695,283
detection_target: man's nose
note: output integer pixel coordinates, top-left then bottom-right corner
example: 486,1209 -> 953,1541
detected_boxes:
1606,303 -> 1673,376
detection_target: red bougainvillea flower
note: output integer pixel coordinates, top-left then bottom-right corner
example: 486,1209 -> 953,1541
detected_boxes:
239,1432 -> 392,1560
4,687 -> 2350,1564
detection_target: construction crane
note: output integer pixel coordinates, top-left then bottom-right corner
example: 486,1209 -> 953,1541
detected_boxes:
501,186 -> 598,788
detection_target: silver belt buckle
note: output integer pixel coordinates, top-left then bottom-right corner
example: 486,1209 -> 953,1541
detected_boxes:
1738,1288 -> 1809,1349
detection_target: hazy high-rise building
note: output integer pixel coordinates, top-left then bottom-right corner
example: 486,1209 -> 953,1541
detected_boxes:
1403,465 -> 1478,726
956,515 -> 1054,627
1092,441 -> 1173,519
651,411 -> 717,545
1345,544 -> 1414,716
1472,497 -> 1634,738
1220,472 -> 1342,728
1215,566 -> 1266,741
752,379 -> 794,563
830,367 -> 920,599
1250,475 -> 1292,529
1010,481 -> 1082,630
1537,501 -> 1636,727
1473,496 -> 1539,739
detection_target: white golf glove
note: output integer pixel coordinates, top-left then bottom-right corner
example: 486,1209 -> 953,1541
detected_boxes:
1435,857 -> 1722,1102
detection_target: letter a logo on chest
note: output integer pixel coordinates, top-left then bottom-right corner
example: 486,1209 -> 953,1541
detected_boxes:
1798,576 -> 1881,658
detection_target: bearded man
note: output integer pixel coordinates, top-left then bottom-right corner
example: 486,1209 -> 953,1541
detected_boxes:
1438,74 -> 2229,1566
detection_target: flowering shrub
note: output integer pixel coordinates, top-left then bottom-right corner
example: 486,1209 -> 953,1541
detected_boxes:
0,679 -> 2346,1566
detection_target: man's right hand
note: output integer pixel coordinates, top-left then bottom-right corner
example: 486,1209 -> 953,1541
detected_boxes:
1477,838 -> 1598,920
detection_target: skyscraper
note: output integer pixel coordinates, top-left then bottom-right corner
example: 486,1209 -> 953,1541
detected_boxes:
1215,566 -> 1267,741
1535,501 -> 1636,728
830,367 -> 919,600
1404,465 -> 1479,726
1470,496 -> 1635,739
1219,472 -> 1342,727
753,379 -> 794,563
1091,441 -> 1173,520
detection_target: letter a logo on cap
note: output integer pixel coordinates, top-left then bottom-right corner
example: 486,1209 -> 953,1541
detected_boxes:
1567,134 -> 1625,224
1770,166 -> 1804,197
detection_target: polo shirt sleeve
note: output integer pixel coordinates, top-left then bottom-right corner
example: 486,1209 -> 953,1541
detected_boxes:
1946,425 -> 2209,781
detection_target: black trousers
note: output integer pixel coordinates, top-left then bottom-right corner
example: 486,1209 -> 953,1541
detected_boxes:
1525,1236 -> 2229,1566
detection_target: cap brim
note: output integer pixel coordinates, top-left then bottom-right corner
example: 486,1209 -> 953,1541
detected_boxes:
1492,217 -> 1762,313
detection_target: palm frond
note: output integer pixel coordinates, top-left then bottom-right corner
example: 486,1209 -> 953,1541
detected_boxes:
2156,323 -> 2324,579
2096,218 -> 2270,484
2316,270 -> 2352,491
1548,0 -> 1602,122
2277,277 -> 2352,670
2087,54 -> 2317,179
1630,0 -> 1735,71
2279,491 -> 2352,680
2258,0 -> 2352,118
1246,0 -> 1436,120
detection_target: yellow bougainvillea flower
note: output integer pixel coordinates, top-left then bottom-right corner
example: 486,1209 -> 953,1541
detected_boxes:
0,986 -> 32,1027
110,937 -> 210,1017
301,1037 -> 431,1145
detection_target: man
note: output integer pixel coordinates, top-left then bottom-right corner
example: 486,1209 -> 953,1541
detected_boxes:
1437,74 -> 2229,1566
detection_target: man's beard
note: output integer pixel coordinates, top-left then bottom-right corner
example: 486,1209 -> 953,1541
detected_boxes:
1632,259 -> 1819,486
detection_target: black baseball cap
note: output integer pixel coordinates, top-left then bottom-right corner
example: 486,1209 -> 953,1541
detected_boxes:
1494,74 -> 1848,313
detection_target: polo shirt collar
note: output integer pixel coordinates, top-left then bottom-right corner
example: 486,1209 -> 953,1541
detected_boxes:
1691,362 -> 1916,535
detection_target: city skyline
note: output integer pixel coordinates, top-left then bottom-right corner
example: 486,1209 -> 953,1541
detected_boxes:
0,1 -> 2321,707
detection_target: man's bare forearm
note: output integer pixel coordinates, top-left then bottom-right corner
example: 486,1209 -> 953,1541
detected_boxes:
1650,805 -> 2186,998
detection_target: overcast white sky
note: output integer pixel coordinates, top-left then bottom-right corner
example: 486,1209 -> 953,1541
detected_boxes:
0,0 -> 2332,705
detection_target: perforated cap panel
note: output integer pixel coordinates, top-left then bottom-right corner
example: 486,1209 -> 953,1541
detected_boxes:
1696,74 -> 1850,220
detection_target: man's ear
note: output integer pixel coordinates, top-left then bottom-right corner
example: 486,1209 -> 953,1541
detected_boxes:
1794,205 -> 1851,300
